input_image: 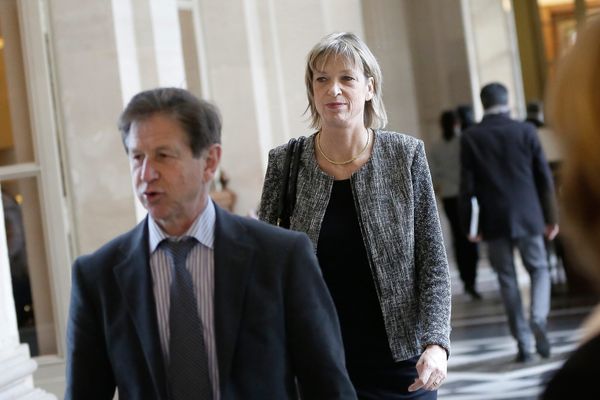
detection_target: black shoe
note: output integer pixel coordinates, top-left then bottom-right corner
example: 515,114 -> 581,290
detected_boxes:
465,286 -> 482,300
536,333 -> 551,358
515,350 -> 533,363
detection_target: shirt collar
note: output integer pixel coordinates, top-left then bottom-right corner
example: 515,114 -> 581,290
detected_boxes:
148,198 -> 216,253
484,104 -> 510,116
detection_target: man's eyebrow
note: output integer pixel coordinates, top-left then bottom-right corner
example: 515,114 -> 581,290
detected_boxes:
154,145 -> 175,152
128,144 -> 176,153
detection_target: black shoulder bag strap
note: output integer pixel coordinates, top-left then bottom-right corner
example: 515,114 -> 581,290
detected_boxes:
276,136 -> 305,228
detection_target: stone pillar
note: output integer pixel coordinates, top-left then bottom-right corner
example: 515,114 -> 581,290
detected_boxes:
461,0 -> 526,119
361,0 -> 422,138
0,186 -> 55,399
404,0 -> 473,145
360,0 -> 477,146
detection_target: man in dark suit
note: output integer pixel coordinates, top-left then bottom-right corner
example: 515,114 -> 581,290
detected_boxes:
65,87 -> 356,400
459,82 -> 559,363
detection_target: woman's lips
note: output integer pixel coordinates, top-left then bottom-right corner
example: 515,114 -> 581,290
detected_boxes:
326,102 -> 345,109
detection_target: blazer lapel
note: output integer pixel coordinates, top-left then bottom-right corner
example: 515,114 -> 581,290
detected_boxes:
113,219 -> 168,399
213,206 -> 253,387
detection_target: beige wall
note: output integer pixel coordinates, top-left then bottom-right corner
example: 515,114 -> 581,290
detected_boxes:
47,0 -> 136,254
405,0 -> 472,146
362,0 -> 421,139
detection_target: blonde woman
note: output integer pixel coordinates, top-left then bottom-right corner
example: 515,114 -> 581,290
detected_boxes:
259,32 -> 450,399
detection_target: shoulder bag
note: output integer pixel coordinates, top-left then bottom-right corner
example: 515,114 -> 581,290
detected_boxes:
276,136 -> 305,229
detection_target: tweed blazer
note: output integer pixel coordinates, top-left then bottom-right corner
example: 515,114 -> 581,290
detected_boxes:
259,130 -> 451,361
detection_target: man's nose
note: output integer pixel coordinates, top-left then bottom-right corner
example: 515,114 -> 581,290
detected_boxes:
141,159 -> 159,182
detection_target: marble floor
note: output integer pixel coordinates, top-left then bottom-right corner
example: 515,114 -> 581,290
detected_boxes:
441,256 -> 597,400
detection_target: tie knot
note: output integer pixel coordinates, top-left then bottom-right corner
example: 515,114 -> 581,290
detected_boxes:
160,237 -> 197,269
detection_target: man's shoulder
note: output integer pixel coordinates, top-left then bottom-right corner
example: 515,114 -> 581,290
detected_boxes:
467,115 -> 533,137
218,208 -> 308,244
482,114 -> 532,128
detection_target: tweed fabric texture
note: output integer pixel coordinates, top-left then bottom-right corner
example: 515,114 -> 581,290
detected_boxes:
259,130 -> 451,361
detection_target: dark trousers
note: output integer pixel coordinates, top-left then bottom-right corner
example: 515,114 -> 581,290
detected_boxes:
442,197 -> 479,289
350,357 -> 437,399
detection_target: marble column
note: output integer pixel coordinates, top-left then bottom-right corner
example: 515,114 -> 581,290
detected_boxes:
0,186 -> 55,399
361,0 -> 422,138
461,0 -> 526,119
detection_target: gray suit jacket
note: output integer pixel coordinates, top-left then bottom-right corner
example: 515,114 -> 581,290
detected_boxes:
259,131 -> 451,361
66,205 -> 356,400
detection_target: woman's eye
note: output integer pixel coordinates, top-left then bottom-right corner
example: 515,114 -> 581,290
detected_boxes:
315,77 -> 327,82
343,76 -> 355,81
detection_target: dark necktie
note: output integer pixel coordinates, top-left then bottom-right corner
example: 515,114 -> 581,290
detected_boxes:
161,238 -> 213,400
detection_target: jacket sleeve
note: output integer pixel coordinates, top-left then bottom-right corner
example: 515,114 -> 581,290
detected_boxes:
258,147 -> 284,225
411,141 -> 452,356
284,232 -> 357,399
65,258 -> 116,400
528,126 -> 558,225
428,143 -> 441,192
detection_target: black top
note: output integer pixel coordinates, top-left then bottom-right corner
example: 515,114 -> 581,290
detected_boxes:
317,179 -> 394,370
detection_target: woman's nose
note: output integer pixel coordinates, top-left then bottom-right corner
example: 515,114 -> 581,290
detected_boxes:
328,81 -> 341,96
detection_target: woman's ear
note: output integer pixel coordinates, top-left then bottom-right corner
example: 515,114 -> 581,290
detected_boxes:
366,76 -> 375,101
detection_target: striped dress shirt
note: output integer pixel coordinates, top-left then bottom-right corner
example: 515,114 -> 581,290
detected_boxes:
148,199 -> 219,400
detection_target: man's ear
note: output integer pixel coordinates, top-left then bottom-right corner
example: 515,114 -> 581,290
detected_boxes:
203,144 -> 222,183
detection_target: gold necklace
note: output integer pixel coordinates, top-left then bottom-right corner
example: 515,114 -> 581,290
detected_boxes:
317,129 -> 371,166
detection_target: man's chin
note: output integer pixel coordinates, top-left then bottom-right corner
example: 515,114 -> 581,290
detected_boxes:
147,208 -> 168,222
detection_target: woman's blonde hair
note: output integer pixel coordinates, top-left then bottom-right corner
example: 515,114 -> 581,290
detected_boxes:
304,32 -> 388,130
546,16 -> 600,286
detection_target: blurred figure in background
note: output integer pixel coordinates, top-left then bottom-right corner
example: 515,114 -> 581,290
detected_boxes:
524,100 -> 566,293
456,104 -> 475,131
459,82 -> 559,363
525,101 -> 544,128
430,110 -> 480,299
2,189 -> 33,326
2,189 -> 37,355
542,16 -> 600,399
524,101 -> 563,164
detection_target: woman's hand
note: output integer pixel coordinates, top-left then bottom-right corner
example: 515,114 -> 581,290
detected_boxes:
408,344 -> 448,392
